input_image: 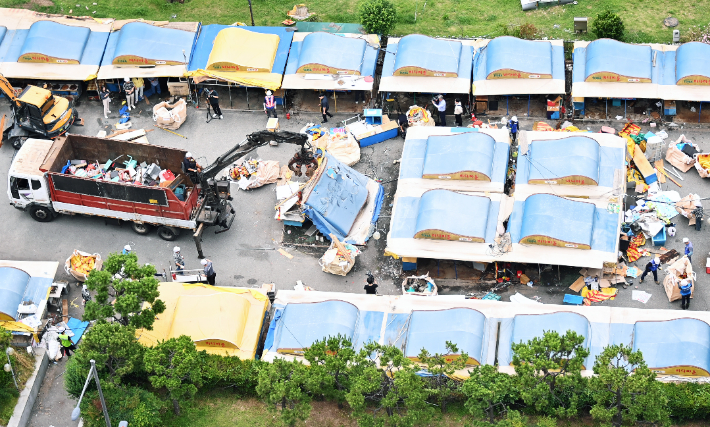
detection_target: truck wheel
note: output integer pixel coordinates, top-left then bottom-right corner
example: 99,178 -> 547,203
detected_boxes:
131,222 -> 153,235
10,136 -> 28,150
157,226 -> 180,241
29,205 -> 54,222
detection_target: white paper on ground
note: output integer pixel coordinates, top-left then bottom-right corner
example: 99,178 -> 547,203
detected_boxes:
510,292 -> 542,304
632,290 -> 652,304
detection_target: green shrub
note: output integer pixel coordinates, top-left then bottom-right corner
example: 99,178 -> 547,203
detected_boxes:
358,0 -> 397,36
663,383 -> 710,421
201,354 -> 263,395
592,11 -> 625,40
79,384 -> 163,427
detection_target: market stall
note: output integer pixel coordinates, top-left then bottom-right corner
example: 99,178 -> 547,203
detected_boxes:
97,20 -> 199,97
471,37 -> 565,118
187,25 -> 293,109
0,8 -> 112,99
282,32 -> 379,112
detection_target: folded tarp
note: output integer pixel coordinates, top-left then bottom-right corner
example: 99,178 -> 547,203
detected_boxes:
634,319 -> 710,377
405,308 -> 486,365
302,152 -> 384,245
188,25 -> 293,89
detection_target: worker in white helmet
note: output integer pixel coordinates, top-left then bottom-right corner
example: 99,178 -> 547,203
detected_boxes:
201,258 -> 216,286
173,246 -> 185,273
264,89 -> 277,119
122,245 -> 131,255
123,77 -> 135,110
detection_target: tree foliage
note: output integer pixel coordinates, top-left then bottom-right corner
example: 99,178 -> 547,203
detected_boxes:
256,358 -> 312,426
358,0 -> 397,36
347,342 -> 433,427
66,322 -> 144,394
418,341 -> 468,413
144,335 -> 203,415
201,354 -> 263,395
593,11 -> 625,41
512,330 -> 590,417
83,252 -> 165,330
589,344 -> 669,427
463,364 -> 519,424
303,334 -> 356,407
79,384 -> 164,427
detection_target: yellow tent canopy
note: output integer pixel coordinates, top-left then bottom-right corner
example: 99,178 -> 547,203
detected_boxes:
136,283 -> 269,359
207,28 -> 279,73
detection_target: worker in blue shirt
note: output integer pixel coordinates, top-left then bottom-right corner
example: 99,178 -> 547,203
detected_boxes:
122,245 -> 131,255
432,95 -> 446,126
678,279 -> 692,310
683,238 -> 693,263
508,116 -> 519,142
639,256 -> 661,284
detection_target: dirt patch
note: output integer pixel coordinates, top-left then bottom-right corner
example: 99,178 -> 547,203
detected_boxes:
22,0 -> 55,8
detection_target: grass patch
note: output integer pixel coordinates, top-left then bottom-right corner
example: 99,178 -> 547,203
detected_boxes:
0,348 -> 36,425
0,0 -> 706,43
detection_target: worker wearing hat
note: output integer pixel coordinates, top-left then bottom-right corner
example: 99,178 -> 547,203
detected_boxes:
683,238 -> 693,263
319,93 -> 333,123
678,278 -> 693,310
182,152 -> 202,184
264,90 -> 277,119
639,256 -> 661,284
122,245 -> 131,255
173,247 -> 185,273
122,77 -> 135,111
508,116 -> 519,142
201,258 -> 216,286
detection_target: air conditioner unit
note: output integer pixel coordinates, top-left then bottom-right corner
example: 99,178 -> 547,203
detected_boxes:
673,30 -> 680,43
574,17 -> 588,33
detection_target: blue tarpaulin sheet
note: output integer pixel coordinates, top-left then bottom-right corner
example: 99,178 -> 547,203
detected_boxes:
275,301 -> 359,351
103,22 -> 197,65
675,42 -> 710,84
298,32 -> 366,72
393,35 -> 462,75
415,190 -> 493,242
422,133 -> 496,179
20,21 -> 90,62
634,319 -> 710,375
405,308 -> 486,363
484,36 -> 552,77
66,317 -> 90,345
583,39 -> 652,80
524,136 -> 600,184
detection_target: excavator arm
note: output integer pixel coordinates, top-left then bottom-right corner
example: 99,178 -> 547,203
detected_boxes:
0,73 -> 18,104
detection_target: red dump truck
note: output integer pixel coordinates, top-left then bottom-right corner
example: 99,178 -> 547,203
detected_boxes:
8,131 -> 306,256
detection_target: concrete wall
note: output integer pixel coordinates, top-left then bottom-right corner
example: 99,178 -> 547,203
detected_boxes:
7,348 -> 48,427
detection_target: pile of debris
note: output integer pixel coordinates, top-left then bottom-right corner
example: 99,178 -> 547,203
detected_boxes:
61,156 -> 178,189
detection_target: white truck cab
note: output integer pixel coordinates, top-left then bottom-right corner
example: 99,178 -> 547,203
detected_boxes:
7,138 -> 55,221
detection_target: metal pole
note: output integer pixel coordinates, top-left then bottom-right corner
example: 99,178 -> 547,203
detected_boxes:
624,99 -> 627,118
91,360 -> 112,427
247,0 -> 255,26
528,94 -> 530,117
700,102 -> 703,123
606,98 -> 608,119
506,95 -> 509,116
5,350 -> 17,390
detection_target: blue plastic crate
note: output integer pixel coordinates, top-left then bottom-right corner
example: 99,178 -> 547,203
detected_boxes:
652,227 -> 666,247
563,294 -> 584,305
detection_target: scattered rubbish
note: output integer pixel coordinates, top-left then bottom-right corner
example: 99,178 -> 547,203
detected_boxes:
402,274 -> 437,296
615,115 -> 623,120
319,234 -> 359,276
510,292 -> 540,304
153,98 -> 187,130
65,250 -> 102,282
632,290 -> 652,304
278,248 -> 294,259
294,280 -> 314,291
287,4 -> 315,20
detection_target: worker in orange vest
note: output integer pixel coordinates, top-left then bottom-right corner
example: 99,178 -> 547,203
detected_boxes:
264,90 -> 277,119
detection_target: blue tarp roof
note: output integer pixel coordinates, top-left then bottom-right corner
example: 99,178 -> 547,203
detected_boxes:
303,152 -> 383,243
405,308 -> 486,362
415,190 -> 492,241
297,32 -> 366,72
275,301 -> 359,351
474,41 -> 564,83
0,267 -> 52,321
485,36 -> 553,77
584,39 -> 652,80
399,129 -> 509,183
634,319 -> 710,375
285,35 -> 379,77
675,42 -> 710,84
0,27 -> 108,66
20,21 -> 91,62
422,133 -> 496,180
391,192 -> 500,243
525,136 -> 600,184
512,312 -> 590,348
393,35 -> 462,74
0,27 -> 6,46
188,25 -> 293,74
507,194 -> 618,252
106,22 -> 197,65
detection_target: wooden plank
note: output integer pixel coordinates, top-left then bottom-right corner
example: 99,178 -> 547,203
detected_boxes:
0,114 -> 5,148
329,233 -> 353,264
62,298 -> 69,322
654,160 -> 666,184
633,145 -> 656,179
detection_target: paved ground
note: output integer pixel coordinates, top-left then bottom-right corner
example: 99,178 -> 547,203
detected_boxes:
1,92 -> 709,426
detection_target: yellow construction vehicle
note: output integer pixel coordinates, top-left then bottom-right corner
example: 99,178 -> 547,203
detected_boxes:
0,73 -> 79,149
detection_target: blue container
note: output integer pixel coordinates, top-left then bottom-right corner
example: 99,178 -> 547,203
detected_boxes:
563,294 -> 584,305
363,109 -> 383,125
652,227 -> 666,247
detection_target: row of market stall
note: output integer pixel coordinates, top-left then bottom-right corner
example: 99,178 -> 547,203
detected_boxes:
2,8 -> 709,118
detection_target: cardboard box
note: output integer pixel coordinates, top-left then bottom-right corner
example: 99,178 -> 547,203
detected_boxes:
267,118 -> 280,132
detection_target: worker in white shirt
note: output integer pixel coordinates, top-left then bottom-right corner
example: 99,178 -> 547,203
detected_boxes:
432,95 -> 446,126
